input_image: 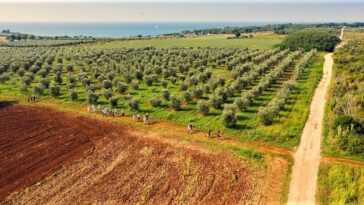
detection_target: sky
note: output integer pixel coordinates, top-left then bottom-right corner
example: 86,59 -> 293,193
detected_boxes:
0,0 -> 363,22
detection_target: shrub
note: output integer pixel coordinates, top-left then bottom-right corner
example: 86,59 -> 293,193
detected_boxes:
209,94 -> 224,110
21,76 -> 32,85
131,82 -> 139,90
258,107 -> 275,125
32,84 -> 44,95
144,75 -> 153,86
170,95 -> 182,111
49,84 -> 60,97
69,90 -> 78,101
279,30 -> 340,52
66,64 -> 73,72
234,97 -> 250,111
183,91 -> 193,102
67,83 -> 75,90
162,89 -> 170,101
222,105 -> 237,128
179,82 -> 188,91
103,89 -> 113,100
161,81 -> 168,88
116,82 -> 128,94
150,94 -> 162,107
17,68 -> 25,77
109,96 -> 118,107
197,100 -> 210,115
39,78 -> 50,88
128,98 -> 139,110
19,84 -> 28,92
102,80 -> 113,89
192,86 -> 204,99
54,72 -> 62,84
86,91 -> 99,104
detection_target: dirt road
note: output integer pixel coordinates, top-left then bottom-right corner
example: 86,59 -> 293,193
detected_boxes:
287,28 -> 344,205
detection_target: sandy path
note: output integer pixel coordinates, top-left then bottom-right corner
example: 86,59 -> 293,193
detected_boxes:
287,28 -> 344,205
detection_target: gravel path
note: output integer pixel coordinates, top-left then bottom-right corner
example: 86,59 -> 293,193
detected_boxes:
287,28 -> 344,205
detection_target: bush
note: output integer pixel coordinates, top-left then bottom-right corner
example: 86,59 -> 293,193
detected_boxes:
103,89 -> 113,100
67,83 -> 75,90
209,94 -> 224,110
32,84 -> 44,95
109,96 -> 118,107
39,78 -> 50,88
49,84 -> 60,97
21,76 -> 32,85
144,75 -> 153,86
279,30 -> 340,51
162,89 -> 170,101
197,100 -> 210,115
116,82 -> 128,94
183,91 -> 193,102
131,82 -> 139,90
192,86 -> 204,99
179,82 -> 188,91
69,90 -> 78,101
258,107 -> 275,125
150,94 -> 162,107
234,97 -> 250,111
19,84 -> 28,92
86,91 -> 99,104
128,98 -> 139,110
333,115 -> 363,135
222,106 -> 237,128
102,80 -> 113,89
170,95 -> 182,111
54,72 -> 62,84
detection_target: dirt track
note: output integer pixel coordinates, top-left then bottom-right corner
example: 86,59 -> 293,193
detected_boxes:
287,28 -> 344,205
0,103 -> 276,204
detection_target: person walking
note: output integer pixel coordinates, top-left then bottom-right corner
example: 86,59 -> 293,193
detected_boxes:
208,129 -> 212,138
143,114 -> 148,125
187,123 -> 193,134
216,130 -> 221,140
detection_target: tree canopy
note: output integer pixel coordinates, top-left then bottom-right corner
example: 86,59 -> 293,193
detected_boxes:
278,30 -> 340,52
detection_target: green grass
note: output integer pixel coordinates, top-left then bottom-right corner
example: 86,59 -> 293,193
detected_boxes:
91,33 -> 283,49
322,30 -> 364,161
318,164 -> 364,205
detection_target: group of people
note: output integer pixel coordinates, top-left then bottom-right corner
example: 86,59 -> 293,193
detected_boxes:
87,105 -> 126,118
187,123 -> 223,140
133,113 -> 149,125
27,95 -> 37,103
86,104 -> 149,124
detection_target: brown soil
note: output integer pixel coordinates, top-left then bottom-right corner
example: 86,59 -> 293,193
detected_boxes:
0,104 -> 274,204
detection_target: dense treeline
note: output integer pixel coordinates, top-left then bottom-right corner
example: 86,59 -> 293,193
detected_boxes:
278,30 -> 340,52
0,40 -> 95,48
0,29 -> 94,41
327,40 -> 364,157
179,23 -> 363,36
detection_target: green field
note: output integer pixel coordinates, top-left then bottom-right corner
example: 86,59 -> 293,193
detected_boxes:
318,164 -> 364,205
92,33 -> 283,49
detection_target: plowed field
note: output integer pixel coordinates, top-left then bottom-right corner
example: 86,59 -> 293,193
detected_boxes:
0,103 -> 272,204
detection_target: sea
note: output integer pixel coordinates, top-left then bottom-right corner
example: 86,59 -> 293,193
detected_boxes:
0,22 -> 269,38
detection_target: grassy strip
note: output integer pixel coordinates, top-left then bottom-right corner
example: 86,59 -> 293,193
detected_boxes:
318,163 -> 364,205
